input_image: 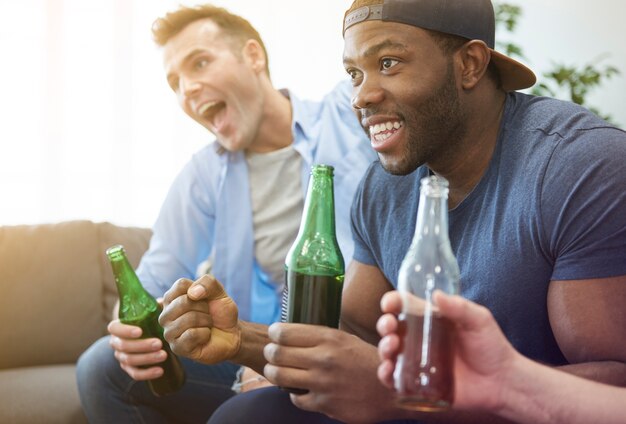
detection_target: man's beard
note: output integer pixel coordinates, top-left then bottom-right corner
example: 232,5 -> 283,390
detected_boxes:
380,61 -> 467,176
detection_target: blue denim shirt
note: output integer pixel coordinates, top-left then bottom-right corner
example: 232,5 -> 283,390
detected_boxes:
136,81 -> 376,323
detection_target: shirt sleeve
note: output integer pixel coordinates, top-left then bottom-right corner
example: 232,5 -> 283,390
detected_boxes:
541,126 -> 626,280
136,148 -> 219,298
350,164 -> 379,267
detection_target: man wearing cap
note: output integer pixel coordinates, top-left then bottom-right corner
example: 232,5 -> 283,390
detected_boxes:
161,0 -> 626,422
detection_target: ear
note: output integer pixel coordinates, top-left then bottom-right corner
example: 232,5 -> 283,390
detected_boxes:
457,40 -> 491,90
242,39 -> 267,75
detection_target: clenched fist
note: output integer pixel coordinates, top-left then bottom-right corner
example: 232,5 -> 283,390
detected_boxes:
159,274 -> 241,365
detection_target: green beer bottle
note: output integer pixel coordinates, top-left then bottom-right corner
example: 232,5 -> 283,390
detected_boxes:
283,164 -> 345,328
105,244 -> 186,396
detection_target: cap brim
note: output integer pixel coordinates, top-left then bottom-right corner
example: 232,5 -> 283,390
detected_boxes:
490,50 -> 536,91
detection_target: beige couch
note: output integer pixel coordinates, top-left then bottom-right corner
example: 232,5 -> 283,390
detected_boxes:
0,220 -> 152,424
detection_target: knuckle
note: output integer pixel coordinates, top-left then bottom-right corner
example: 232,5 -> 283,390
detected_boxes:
171,328 -> 203,355
161,326 -> 173,342
157,313 -> 167,328
195,274 -> 214,289
263,364 -> 277,381
117,351 -> 128,365
174,277 -> 194,289
183,327 -> 207,345
319,348 -> 338,366
268,322 -> 287,343
263,343 -> 279,363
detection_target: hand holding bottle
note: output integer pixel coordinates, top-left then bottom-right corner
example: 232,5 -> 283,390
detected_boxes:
263,322 -> 396,423
107,317 -> 168,381
377,289 -> 515,413
159,274 -> 241,365
106,244 -> 185,396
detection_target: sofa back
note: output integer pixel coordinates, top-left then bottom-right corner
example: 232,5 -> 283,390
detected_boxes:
0,220 -> 151,369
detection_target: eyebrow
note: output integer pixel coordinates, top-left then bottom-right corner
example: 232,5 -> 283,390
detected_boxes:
179,48 -> 206,70
343,39 -> 408,65
166,48 -> 206,78
364,40 -> 408,57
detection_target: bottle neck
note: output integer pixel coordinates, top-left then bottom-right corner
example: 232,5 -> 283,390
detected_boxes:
109,255 -> 139,291
106,245 -> 157,319
298,166 -> 336,239
413,188 -> 449,244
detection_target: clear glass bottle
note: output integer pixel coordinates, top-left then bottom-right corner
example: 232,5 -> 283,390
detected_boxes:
394,175 -> 460,411
106,244 -> 186,396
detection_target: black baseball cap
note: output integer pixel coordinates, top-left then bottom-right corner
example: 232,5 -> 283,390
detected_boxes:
343,0 -> 536,91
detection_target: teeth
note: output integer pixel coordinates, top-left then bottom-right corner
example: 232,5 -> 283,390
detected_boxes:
198,101 -> 220,115
369,121 -> 402,136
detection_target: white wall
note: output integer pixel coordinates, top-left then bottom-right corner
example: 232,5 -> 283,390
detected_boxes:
0,0 -> 623,227
510,0 -> 626,126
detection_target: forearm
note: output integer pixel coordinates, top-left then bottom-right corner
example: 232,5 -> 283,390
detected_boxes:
232,320 -> 271,375
396,406 -> 515,424
498,354 -> 626,424
393,410 -> 512,424
557,360 -> 626,386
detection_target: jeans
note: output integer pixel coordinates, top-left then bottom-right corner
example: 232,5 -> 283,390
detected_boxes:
207,387 -> 342,424
207,386 -> 422,424
76,336 -> 238,424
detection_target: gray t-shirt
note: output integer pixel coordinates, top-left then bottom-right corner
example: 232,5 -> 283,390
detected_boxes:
351,92 -> 626,364
246,145 -> 303,287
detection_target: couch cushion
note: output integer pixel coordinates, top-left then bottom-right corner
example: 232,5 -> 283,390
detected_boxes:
0,364 -> 87,424
0,221 -> 102,369
0,220 -> 151,369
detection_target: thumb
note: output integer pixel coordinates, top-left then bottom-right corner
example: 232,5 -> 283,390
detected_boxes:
187,274 -> 229,301
434,290 -> 492,332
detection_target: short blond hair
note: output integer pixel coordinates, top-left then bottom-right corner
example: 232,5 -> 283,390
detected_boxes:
152,4 -> 270,76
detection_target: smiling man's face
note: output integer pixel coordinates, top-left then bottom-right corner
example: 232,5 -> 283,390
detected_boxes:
343,20 -> 467,175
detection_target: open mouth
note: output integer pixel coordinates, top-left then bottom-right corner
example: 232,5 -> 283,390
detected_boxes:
198,101 -> 226,124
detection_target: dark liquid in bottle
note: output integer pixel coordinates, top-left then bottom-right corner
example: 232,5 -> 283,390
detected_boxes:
394,312 -> 455,411
124,308 -> 186,396
280,270 -> 343,394
284,271 -> 343,328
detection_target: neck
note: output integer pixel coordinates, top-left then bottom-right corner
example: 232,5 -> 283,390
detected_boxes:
246,79 -> 293,154
432,89 -> 507,209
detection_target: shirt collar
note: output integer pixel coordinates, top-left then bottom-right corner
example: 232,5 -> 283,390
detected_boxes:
215,88 -> 315,164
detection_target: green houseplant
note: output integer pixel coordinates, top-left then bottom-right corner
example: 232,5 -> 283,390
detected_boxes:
494,2 -> 620,124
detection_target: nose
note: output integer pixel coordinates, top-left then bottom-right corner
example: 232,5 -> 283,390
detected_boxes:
351,77 -> 385,110
179,76 -> 202,99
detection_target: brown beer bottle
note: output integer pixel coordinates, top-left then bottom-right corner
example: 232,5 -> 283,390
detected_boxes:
106,244 -> 186,396
395,175 -> 460,411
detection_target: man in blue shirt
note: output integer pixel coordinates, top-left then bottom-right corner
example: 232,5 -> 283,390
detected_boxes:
76,4 -> 375,423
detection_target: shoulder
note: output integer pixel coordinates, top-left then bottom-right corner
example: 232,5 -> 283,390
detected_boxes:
185,143 -> 227,175
169,142 -> 227,197
504,92 -> 624,140
189,142 -> 224,165
291,81 -> 376,169
294,80 -> 358,125
501,92 -> 626,175
320,80 -> 354,111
